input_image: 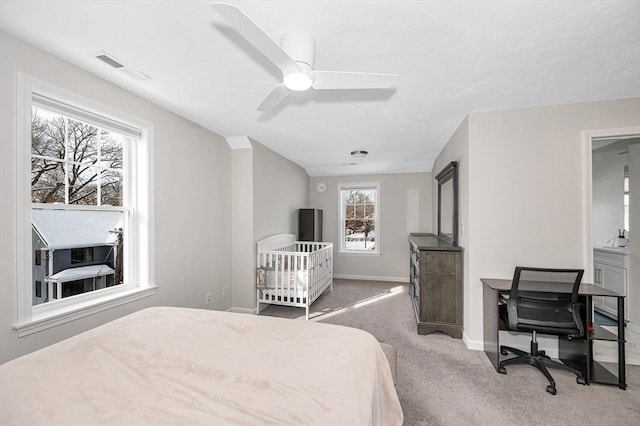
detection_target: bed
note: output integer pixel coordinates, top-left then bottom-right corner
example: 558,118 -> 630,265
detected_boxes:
0,307 -> 403,426
256,234 -> 333,319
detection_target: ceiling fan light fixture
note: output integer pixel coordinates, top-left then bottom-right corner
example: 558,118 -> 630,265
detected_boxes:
350,150 -> 368,160
210,3 -> 398,111
283,72 -> 313,91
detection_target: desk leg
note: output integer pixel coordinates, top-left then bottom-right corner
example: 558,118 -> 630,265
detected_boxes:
618,296 -> 627,390
483,284 -> 500,372
558,294 -> 589,381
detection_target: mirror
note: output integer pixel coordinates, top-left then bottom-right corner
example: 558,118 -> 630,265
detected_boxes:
435,161 -> 458,245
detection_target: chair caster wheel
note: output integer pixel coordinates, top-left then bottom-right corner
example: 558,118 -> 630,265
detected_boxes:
498,367 -> 507,374
500,349 -> 508,356
577,376 -> 586,385
546,385 -> 557,395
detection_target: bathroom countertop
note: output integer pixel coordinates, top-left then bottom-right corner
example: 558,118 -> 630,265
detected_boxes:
594,246 -> 630,255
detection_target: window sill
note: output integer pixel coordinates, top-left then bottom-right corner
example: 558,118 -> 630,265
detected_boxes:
338,250 -> 381,256
13,286 -> 157,337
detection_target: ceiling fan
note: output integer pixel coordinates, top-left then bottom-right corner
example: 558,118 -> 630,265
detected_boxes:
210,3 -> 398,112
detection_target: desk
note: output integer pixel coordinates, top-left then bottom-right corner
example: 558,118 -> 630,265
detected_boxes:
481,278 -> 626,389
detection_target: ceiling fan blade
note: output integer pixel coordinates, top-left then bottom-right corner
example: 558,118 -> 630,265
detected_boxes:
211,3 -> 300,76
257,84 -> 290,112
311,71 -> 397,90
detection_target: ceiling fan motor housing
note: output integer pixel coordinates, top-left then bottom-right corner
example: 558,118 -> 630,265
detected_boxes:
280,31 -> 315,71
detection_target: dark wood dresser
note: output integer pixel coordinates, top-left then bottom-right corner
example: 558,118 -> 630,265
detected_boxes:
409,233 -> 463,338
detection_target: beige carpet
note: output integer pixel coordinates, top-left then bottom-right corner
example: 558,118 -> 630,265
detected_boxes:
259,279 -> 640,426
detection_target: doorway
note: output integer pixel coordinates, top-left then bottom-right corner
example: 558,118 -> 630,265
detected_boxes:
585,127 -> 640,365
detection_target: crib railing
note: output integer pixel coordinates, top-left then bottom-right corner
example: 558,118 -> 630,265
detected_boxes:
256,235 -> 333,319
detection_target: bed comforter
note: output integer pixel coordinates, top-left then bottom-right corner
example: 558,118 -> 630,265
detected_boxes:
0,306 -> 402,425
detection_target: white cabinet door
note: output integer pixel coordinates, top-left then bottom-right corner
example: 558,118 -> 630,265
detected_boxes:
593,263 -> 604,310
593,249 -> 629,320
601,264 -> 627,317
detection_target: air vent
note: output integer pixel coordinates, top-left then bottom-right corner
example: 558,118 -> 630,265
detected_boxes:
89,50 -> 150,81
95,54 -> 124,69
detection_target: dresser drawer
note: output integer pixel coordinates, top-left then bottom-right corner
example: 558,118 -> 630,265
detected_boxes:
422,251 -> 456,274
409,233 -> 463,339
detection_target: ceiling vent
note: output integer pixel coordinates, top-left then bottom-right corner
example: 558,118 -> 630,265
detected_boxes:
89,51 -> 151,81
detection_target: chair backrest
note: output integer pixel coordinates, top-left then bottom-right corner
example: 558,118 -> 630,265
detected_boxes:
510,266 -> 584,303
507,266 -> 585,337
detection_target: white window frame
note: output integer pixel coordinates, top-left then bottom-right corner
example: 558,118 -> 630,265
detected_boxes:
15,74 -> 155,336
338,182 -> 380,255
623,164 -> 629,232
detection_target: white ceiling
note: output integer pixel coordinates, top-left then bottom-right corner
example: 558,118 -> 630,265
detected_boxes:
1,0 -> 639,176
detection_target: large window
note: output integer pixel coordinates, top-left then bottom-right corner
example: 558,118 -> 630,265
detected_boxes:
16,74 -> 155,334
339,183 -> 380,253
31,100 -> 127,306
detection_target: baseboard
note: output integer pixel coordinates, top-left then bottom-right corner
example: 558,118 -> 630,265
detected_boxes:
626,322 -> 640,365
228,307 -> 255,315
463,332 -> 483,351
333,274 -> 408,283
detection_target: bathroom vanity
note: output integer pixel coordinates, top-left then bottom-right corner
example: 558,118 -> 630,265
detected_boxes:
593,247 -> 629,321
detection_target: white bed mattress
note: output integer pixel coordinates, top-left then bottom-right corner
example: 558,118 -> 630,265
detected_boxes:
0,306 -> 402,425
260,268 -> 308,290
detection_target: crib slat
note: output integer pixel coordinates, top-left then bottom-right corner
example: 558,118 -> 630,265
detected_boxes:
256,237 -> 333,319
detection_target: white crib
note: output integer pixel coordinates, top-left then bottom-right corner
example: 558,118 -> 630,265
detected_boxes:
256,234 -> 333,319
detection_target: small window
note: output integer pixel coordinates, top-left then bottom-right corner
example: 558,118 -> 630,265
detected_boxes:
71,247 -> 94,264
62,279 -> 89,298
339,183 -> 380,254
35,281 -> 42,298
35,250 -> 41,266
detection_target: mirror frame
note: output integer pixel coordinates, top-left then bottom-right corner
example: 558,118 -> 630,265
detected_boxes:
435,161 -> 458,246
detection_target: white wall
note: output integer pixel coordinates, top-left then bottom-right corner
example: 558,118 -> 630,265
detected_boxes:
310,173 -> 432,281
451,97 -> 640,349
0,32 -> 233,363
592,143 -> 627,246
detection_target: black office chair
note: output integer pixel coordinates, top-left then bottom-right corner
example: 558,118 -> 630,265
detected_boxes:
498,266 -> 587,395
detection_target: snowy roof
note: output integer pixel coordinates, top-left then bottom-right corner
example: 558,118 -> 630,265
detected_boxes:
32,209 -> 123,249
47,264 -> 115,283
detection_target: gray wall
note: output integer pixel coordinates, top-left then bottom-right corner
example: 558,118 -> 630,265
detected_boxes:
310,172 -> 432,281
230,140 -> 309,312
252,141 -> 309,242
431,116 -> 470,337
0,31 -> 232,363
230,147 -> 254,312
51,246 -> 113,274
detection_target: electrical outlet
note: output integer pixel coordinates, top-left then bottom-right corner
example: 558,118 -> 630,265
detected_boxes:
205,292 -> 212,305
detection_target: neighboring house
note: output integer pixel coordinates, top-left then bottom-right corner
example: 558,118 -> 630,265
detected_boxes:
31,210 -> 123,306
